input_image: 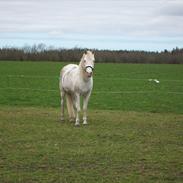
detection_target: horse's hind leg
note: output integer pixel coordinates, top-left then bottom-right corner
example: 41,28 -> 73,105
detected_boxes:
66,93 -> 75,122
60,89 -> 65,121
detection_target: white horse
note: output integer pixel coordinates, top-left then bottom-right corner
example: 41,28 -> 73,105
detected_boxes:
59,50 -> 95,126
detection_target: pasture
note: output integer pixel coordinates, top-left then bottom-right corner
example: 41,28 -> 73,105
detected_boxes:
0,61 -> 183,182
0,61 -> 183,113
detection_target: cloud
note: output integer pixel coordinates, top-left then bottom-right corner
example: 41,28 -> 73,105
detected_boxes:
0,0 -> 163,34
159,0 -> 183,16
0,0 -> 182,50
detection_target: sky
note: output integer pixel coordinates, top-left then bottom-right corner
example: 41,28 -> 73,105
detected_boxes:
0,0 -> 183,51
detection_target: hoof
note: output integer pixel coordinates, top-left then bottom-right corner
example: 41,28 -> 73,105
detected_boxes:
83,121 -> 88,125
75,123 -> 80,127
75,118 -> 80,126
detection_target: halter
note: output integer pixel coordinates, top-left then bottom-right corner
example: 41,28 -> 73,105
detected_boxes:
85,65 -> 94,72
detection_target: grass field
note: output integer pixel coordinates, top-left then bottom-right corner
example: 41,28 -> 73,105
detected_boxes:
0,61 -> 183,182
0,61 -> 183,113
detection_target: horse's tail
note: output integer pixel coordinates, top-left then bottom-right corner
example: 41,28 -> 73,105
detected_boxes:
66,93 -> 75,120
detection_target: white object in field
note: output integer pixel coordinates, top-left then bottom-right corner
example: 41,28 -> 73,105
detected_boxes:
148,78 -> 160,83
154,79 -> 160,83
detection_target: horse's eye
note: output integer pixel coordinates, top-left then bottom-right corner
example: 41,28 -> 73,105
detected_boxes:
84,60 -> 86,63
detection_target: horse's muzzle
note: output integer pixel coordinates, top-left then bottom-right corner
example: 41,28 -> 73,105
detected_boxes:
87,72 -> 92,77
85,66 -> 94,77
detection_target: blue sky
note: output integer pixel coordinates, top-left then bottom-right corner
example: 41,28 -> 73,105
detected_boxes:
0,0 -> 183,51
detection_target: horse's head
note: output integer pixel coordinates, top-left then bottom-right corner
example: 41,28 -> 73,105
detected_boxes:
81,50 -> 95,78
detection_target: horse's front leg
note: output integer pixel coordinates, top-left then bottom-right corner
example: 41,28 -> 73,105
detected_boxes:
83,92 -> 91,125
75,93 -> 81,126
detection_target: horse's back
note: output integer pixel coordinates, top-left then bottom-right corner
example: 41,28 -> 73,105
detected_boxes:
60,64 -> 78,92
60,64 -> 78,77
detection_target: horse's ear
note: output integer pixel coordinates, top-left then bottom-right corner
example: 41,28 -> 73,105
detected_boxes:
84,50 -> 88,54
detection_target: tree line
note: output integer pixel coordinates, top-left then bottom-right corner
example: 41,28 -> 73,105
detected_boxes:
0,44 -> 183,64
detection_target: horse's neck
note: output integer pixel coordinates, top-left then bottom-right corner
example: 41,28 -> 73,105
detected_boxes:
78,60 -> 89,82
79,59 -> 83,69
78,60 -> 84,77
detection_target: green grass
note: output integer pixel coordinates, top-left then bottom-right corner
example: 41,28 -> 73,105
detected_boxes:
0,61 -> 183,182
0,61 -> 183,113
0,106 -> 183,183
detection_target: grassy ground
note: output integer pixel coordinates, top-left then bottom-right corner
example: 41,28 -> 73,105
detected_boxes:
0,106 -> 183,183
0,61 -> 183,113
0,61 -> 183,182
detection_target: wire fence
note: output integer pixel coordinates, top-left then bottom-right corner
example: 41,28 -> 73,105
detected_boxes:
0,87 -> 183,95
0,75 -> 183,95
2,74 -> 183,82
